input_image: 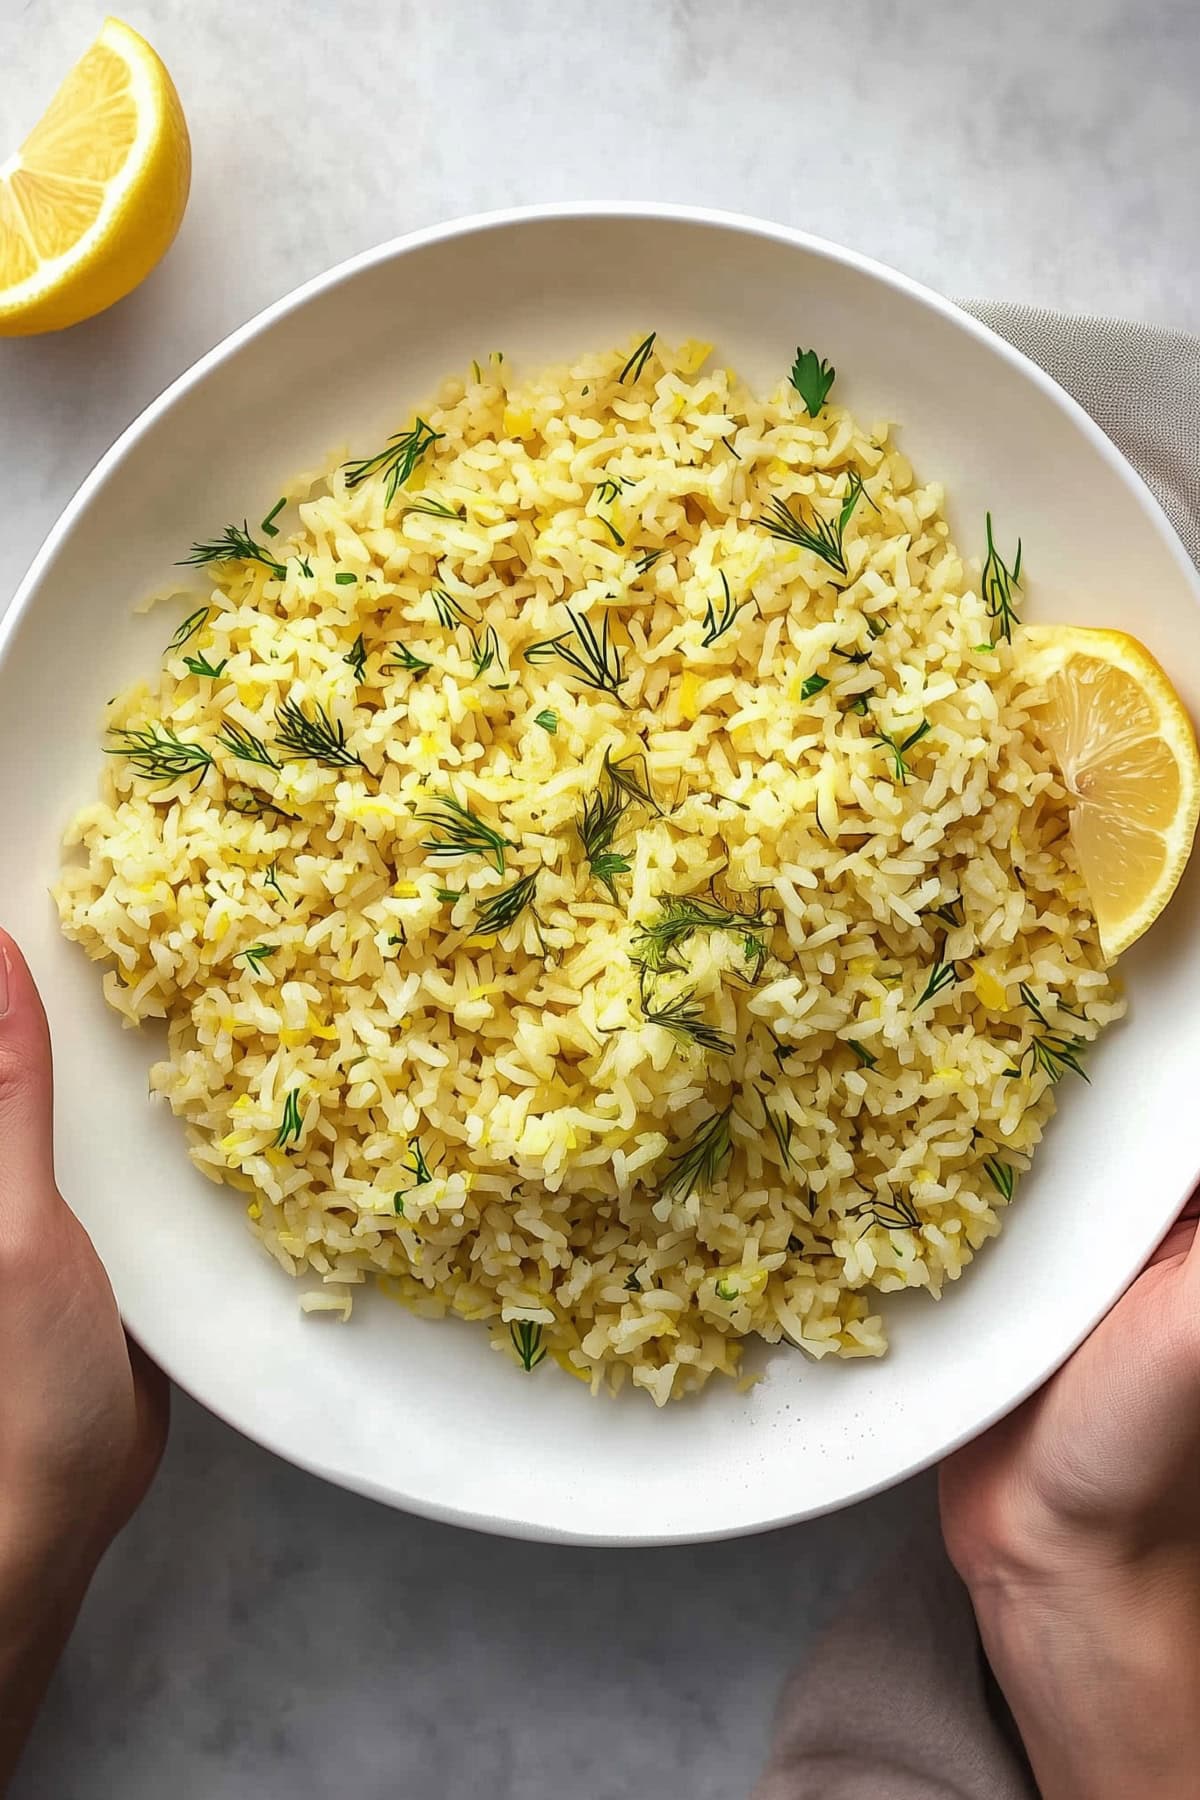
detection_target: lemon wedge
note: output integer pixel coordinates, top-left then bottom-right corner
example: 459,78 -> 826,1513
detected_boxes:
1020,623 -> 1200,959
0,17 -> 190,336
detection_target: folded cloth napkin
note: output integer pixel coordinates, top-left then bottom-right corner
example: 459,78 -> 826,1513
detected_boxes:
751,303 -> 1200,1800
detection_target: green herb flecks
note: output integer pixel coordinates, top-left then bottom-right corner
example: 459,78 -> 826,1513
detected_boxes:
166,606 -> 211,653
1006,984 -> 1090,1085
509,1320 -> 547,1372
981,512 -> 1023,644
469,624 -> 506,681
217,721 -> 279,770
577,780 -> 632,903
602,746 -> 660,813
759,1088 -> 794,1165
983,1156 -> 1017,1203
595,475 -> 631,505
874,718 -> 932,784
264,861 -> 286,901
534,709 -> 558,734
639,980 -> 735,1057
344,634 -> 369,684
596,515 -> 625,548
848,1191 -> 922,1233
403,496 -> 466,521
701,572 -> 751,647
105,725 -> 214,789
183,651 -> 229,679
799,673 -> 829,701
916,952 -> 962,1009
431,587 -> 479,630
401,1137 -> 437,1188
847,1040 -> 878,1068
790,346 -> 835,417
526,606 -> 628,705
343,418 -> 443,507
275,698 -> 366,770
759,495 -> 847,574
260,498 -> 286,538
624,1269 -> 643,1293
335,572 -> 358,586
635,548 -> 666,576
381,641 -> 433,681
180,524 -> 289,581
661,1104 -> 734,1202
473,869 -> 543,940
630,892 -> 766,978
273,1088 -> 304,1149
926,895 -> 964,929
618,332 -> 656,383
435,887 -> 463,905
238,942 -> 278,975
417,793 -> 514,875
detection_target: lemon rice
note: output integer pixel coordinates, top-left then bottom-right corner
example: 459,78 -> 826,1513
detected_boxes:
56,336 -> 1125,1404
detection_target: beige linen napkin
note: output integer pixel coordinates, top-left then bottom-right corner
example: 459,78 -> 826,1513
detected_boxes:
751,304 -> 1200,1800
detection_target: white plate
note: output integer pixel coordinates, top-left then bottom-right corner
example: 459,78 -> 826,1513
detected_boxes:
3,205 -> 1199,1545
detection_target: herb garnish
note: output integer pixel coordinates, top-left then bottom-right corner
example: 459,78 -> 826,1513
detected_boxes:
916,952 -> 962,1008
260,498 -> 286,538
701,572 -> 750,647
534,709 -> 558,734
273,1088 -> 304,1149
473,869 -> 543,939
874,718 -> 931,783
1006,985 -> 1090,1084
180,524 -> 289,581
335,572 -> 358,585
635,549 -> 666,575
403,496 -> 465,520
790,346 -> 835,417
343,418 -> 442,507
216,721 -> 278,769
381,642 -> 432,680
264,861 -> 286,901
510,1321 -> 547,1371
799,673 -> 829,701
106,725 -> 213,789
926,895 -> 964,929
166,606 -> 210,653
526,606 -> 628,705
639,980 -> 735,1056
275,698 -> 366,770
759,1088 -> 794,1165
183,651 -> 229,679
344,634 -> 369,683
983,1156 -> 1016,1203
238,943 -> 278,975
760,495 -> 846,573
469,624 -> 505,681
578,779 -> 631,902
847,1040 -> 877,1068
848,1191 -> 922,1233
618,332 -> 656,383
630,892 -> 766,978
661,1104 -> 734,1201
416,793 -> 513,875
431,587 -> 479,630
601,747 -> 660,813
981,512 -> 1023,644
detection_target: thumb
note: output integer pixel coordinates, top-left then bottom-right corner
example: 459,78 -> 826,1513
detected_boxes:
0,928 -> 57,1221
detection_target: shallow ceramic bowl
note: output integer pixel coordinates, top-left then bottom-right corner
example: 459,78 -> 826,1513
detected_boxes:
3,205 -> 1199,1545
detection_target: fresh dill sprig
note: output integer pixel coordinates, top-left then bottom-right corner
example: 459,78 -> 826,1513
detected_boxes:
381,641 -> 432,680
216,720 -> 278,769
525,606 -> 628,705
635,548 -> 666,575
639,980 -> 735,1056
916,951 -> 962,1008
577,781 -> 631,902
509,1320 -> 547,1371
105,725 -> 214,789
926,895 -> 964,929
759,495 -> 848,574
596,515 -> 625,548
799,673 -> 829,701
344,634 -> 369,683
834,644 -> 872,665
841,468 -> 878,522
618,332 -> 656,383
275,698 -> 366,770
343,418 -> 443,507
469,623 -> 505,680
630,892 -> 766,977
594,475 -> 631,505
401,1137 -> 436,1187
759,1087 -> 794,1165
847,1039 -> 878,1068
238,942 -> 278,975
660,1104 -> 734,1201
226,787 -> 297,821
435,887 -> 463,905
983,1156 -> 1016,1203
260,497 -> 286,538
183,651 -> 229,679
701,571 -> 751,647
273,1088 -> 304,1149
602,747 -> 660,813
180,524 -> 289,580
416,793 -> 514,875
264,861 -> 286,901
790,347 -> 835,417
403,496 -> 465,520
874,718 -> 931,783
431,587 -> 479,630
848,1191 -> 922,1233
165,606 -> 210,653
473,869 -> 542,938
534,709 -> 557,734
981,512 -> 1023,644
1006,984 -> 1090,1084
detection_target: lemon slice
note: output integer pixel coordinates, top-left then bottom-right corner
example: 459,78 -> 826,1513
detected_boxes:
1019,623 -> 1200,959
0,17 -> 190,336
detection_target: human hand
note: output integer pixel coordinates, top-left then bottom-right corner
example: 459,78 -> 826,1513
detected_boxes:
940,1189 -> 1200,1799
0,928 -> 168,1787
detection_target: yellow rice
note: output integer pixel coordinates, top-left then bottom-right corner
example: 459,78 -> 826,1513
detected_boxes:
55,334 -> 1123,1404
